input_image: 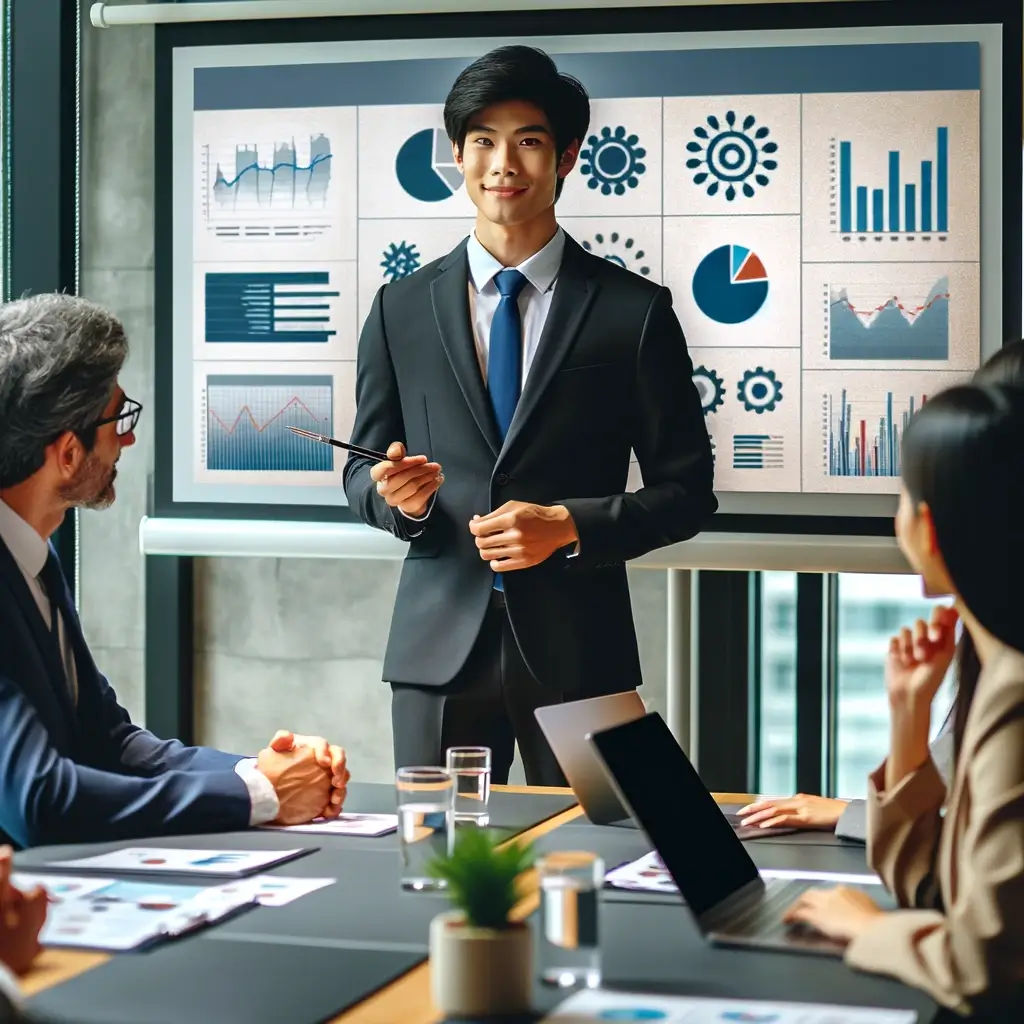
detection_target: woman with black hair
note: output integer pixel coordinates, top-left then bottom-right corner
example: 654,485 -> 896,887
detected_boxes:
739,339 -> 1024,840
781,381 -> 1024,1016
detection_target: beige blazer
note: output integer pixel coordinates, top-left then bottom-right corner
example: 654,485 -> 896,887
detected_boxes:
845,644 -> 1024,1016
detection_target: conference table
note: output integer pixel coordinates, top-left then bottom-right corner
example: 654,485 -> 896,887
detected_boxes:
15,784 -> 939,1024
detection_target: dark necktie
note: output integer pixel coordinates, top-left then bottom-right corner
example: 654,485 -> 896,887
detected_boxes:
488,269 -> 528,592
37,549 -> 71,694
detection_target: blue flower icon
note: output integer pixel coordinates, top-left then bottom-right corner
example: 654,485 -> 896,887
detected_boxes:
581,126 -> 647,196
380,241 -> 421,282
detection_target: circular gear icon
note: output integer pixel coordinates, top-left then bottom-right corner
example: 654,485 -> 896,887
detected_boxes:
580,125 -> 647,196
691,365 -> 726,416
738,367 -> 783,414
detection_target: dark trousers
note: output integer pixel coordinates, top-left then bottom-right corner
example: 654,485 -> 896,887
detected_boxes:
391,591 -> 569,787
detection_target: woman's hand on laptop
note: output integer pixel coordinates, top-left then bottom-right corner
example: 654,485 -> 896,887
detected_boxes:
782,886 -> 884,943
737,794 -> 849,831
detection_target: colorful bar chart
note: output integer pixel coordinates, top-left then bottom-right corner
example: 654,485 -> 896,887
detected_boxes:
838,127 -> 948,235
205,271 -> 339,344
827,389 -> 926,477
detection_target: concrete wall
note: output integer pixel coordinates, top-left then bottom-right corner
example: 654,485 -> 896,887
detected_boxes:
76,17 -> 669,783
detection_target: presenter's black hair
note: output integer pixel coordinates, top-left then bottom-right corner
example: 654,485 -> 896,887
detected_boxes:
901,382 -> 1024,757
443,45 -> 590,200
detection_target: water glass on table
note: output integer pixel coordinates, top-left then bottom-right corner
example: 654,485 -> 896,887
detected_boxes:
536,850 -> 603,990
445,746 -> 492,823
396,766 -> 454,891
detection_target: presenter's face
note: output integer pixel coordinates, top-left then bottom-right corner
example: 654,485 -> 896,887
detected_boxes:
455,100 -> 578,227
60,383 -> 137,511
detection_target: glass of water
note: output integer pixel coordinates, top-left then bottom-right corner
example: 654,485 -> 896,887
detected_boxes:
396,766 -> 454,891
536,850 -> 603,989
445,746 -> 492,823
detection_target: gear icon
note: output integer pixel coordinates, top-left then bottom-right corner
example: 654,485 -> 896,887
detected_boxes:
380,240 -> 421,282
738,367 -> 783,414
692,365 -> 726,416
686,111 -> 777,201
580,125 -> 647,196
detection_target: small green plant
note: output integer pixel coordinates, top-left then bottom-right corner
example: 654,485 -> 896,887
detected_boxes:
428,828 -> 535,931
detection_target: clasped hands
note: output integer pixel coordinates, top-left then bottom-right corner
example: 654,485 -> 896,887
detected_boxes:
370,442 -> 577,571
257,731 -> 349,827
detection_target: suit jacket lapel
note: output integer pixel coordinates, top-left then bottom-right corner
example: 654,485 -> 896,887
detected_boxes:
501,236 -> 599,459
430,241 -> 502,458
0,537 -> 75,723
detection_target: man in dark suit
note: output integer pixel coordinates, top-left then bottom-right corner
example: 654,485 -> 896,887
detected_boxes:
0,294 -> 350,849
344,46 -> 716,786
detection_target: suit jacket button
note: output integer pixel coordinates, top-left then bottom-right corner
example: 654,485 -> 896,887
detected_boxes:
495,473 -> 509,486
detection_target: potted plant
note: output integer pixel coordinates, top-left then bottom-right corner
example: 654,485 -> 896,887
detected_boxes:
427,827 -> 535,1017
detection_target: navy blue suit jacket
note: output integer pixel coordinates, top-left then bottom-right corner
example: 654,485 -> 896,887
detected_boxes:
0,536 -> 251,848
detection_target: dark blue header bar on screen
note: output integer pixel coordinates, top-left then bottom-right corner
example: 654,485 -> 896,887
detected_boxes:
193,41 -> 980,111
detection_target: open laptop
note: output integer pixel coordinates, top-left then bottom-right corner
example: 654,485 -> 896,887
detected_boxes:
535,692 -> 647,825
586,712 -> 892,957
537,695 -> 797,838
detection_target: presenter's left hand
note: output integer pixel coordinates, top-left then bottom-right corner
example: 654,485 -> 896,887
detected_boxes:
781,886 -> 884,944
268,731 -> 349,818
470,501 -> 578,572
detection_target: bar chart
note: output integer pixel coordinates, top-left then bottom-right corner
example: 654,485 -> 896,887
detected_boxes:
204,271 -> 340,345
825,388 -> 923,478
838,127 -> 948,237
802,90 -> 979,262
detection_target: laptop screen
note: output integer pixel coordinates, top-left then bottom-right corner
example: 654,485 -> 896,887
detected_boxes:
588,712 -> 760,917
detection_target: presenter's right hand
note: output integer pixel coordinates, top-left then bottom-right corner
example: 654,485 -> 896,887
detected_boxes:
257,744 -> 333,826
0,845 -> 46,976
370,441 -> 443,518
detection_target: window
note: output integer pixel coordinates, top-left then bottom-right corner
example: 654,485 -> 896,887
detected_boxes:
758,572 -> 797,795
755,570 -> 956,801
834,573 -> 953,799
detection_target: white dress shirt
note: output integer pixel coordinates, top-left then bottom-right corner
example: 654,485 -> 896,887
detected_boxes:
401,228 -> 565,526
0,498 -> 278,827
466,226 -> 564,387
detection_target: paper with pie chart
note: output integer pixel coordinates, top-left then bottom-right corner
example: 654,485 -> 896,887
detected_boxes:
543,989 -> 917,1023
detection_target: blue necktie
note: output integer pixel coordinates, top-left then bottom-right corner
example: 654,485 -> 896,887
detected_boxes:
488,269 -> 528,591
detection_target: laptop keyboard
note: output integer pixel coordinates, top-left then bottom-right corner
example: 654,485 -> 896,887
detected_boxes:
723,878 -> 812,940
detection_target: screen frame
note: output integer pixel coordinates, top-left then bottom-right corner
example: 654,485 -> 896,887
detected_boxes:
153,0 -> 1022,536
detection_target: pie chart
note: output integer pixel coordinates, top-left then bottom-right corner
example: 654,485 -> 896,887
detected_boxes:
395,128 -> 463,203
692,243 -> 769,324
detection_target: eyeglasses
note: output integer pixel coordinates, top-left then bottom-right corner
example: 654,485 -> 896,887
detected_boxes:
91,396 -> 143,437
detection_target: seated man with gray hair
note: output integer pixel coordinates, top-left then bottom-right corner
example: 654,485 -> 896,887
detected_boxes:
0,293 -> 349,850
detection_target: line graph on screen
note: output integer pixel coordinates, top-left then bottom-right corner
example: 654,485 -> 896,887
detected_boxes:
204,375 -> 334,473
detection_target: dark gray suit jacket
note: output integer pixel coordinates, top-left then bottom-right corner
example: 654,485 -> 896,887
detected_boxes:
343,234 -> 717,694
836,723 -> 955,841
